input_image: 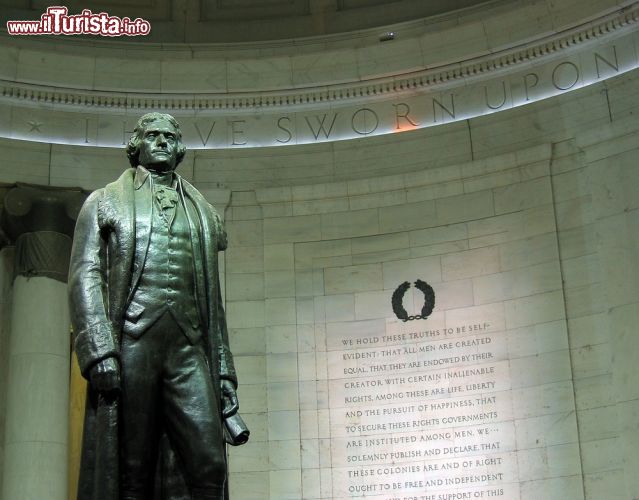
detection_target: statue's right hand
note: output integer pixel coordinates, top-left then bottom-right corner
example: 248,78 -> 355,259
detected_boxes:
89,357 -> 120,393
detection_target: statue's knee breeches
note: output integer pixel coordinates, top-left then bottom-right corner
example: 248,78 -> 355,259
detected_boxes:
120,312 -> 226,495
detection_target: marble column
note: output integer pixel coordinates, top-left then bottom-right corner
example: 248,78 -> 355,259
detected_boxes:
0,244 -> 15,496
0,184 -> 87,500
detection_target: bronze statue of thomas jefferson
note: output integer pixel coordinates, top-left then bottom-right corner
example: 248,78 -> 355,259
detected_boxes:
69,113 -> 246,500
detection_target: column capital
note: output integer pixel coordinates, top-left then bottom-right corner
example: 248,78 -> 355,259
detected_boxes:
0,183 -> 89,282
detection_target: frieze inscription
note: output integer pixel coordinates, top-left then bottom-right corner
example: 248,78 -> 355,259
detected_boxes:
2,36 -> 636,149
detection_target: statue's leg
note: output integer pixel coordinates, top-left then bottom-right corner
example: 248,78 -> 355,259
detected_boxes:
119,322 -> 164,499
162,331 -> 226,500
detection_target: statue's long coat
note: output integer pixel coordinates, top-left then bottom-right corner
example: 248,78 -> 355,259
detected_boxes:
68,168 -> 236,499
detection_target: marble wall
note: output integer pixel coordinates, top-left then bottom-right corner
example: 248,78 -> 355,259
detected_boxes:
222,142 -> 587,499
553,117 -> 639,499
0,0 -> 627,64
202,74 -> 639,498
0,46 -> 638,500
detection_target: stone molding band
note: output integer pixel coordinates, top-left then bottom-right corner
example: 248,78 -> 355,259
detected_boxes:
1,2 -> 639,113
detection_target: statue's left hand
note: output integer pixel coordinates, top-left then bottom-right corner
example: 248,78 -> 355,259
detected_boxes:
221,379 -> 239,418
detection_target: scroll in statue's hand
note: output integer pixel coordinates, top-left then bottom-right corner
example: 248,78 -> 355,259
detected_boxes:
221,379 -> 239,418
89,357 -> 121,394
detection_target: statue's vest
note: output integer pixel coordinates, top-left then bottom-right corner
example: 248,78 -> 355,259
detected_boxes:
123,182 -> 202,343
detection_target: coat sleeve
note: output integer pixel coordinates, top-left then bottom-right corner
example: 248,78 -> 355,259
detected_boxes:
68,190 -> 118,378
213,210 -> 238,387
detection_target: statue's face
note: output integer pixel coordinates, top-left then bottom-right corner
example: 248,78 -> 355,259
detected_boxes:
138,118 -> 179,172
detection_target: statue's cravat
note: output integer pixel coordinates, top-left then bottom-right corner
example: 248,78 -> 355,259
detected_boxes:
154,184 -> 179,228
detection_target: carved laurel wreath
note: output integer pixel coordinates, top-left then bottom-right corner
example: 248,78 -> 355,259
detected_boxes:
391,279 -> 435,322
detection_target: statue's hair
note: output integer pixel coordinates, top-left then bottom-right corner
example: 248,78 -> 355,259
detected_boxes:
126,112 -> 186,168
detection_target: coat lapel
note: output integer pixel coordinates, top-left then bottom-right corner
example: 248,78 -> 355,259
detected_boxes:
102,168 -> 136,335
180,179 -> 223,396
126,167 -> 153,305
181,179 -> 217,327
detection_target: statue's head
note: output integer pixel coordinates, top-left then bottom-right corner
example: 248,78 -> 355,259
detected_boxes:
126,112 -> 186,171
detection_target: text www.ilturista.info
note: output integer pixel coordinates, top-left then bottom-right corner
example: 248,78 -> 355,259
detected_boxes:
6,6 -> 150,36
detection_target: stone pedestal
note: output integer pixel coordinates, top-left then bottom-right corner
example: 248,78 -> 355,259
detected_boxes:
0,184 -> 87,500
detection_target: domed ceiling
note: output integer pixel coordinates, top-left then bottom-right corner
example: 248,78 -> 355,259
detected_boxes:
1,0 -> 499,42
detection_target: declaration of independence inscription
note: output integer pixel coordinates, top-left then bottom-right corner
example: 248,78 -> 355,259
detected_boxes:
327,319 -> 517,499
